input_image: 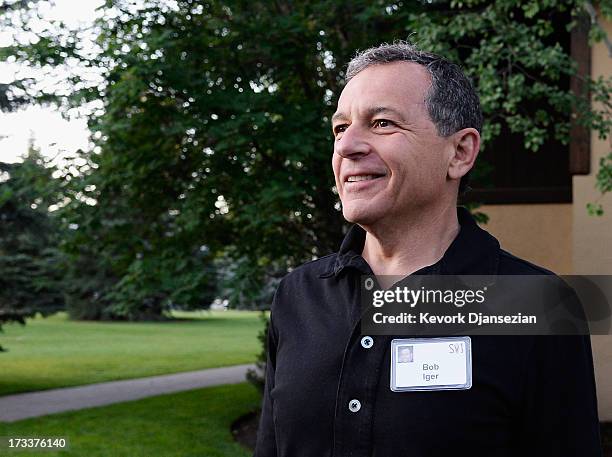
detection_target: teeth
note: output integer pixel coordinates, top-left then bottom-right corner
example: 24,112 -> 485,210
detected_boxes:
347,175 -> 379,182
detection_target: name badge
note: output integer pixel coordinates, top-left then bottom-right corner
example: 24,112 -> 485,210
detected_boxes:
390,336 -> 472,392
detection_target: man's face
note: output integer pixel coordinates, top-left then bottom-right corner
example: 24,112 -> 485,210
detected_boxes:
331,62 -> 456,226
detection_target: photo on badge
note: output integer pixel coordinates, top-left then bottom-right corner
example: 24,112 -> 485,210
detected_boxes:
397,345 -> 414,363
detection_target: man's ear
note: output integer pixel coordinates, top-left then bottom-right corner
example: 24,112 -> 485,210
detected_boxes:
447,128 -> 480,181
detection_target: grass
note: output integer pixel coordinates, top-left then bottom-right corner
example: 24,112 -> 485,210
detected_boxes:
0,310 -> 265,396
0,383 -> 260,457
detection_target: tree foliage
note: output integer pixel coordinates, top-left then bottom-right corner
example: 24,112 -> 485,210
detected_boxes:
1,0 -> 610,318
0,148 -> 65,348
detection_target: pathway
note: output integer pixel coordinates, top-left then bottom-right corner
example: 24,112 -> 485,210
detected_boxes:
0,363 -> 256,422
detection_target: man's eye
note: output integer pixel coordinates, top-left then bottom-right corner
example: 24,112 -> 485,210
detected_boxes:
372,119 -> 393,128
333,124 -> 348,135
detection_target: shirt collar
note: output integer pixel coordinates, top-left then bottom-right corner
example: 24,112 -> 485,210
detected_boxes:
320,207 -> 500,278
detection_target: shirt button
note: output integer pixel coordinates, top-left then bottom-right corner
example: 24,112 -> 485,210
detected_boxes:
348,399 -> 361,413
360,336 -> 374,349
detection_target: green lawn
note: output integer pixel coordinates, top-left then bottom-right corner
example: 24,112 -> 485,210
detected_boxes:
0,383 -> 259,457
0,311 -> 264,396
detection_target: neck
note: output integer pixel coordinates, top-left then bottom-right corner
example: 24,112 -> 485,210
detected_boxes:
361,203 -> 460,282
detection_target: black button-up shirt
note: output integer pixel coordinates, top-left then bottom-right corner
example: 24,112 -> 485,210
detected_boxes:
254,208 -> 601,457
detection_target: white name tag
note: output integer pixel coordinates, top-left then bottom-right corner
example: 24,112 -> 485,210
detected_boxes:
390,337 -> 472,392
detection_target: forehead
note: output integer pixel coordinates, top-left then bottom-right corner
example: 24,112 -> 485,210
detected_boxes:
335,61 -> 431,119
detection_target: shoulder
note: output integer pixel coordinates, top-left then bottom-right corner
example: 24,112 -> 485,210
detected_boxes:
272,253 -> 337,300
498,249 -> 588,329
281,253 -> 336,284
498,249 -> 556,275
269,253 -> 338,327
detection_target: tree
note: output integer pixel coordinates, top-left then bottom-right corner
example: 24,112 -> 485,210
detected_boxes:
0,0 -> 610,319
0,147 -> 65,349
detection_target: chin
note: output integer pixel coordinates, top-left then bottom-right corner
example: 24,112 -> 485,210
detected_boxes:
342,205 -> 382,226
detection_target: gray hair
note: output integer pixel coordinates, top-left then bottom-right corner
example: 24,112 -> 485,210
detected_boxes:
345,42 -> 482,194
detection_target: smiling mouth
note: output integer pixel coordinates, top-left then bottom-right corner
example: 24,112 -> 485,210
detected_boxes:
345,174 -> 386,183
347,175 -> 376,182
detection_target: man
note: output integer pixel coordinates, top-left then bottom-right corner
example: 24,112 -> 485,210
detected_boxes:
254,42 -> 601,456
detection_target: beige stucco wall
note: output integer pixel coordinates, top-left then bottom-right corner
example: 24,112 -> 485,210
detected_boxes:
477,204 -> 573,274
574,16 -> 612,422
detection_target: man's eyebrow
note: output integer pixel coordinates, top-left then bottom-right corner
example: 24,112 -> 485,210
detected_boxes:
367,106 -> 408,122
331,112 -> 348,124
331,106 -> 408,124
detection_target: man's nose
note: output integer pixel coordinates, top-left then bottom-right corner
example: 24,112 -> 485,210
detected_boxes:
334,125 -> 372,159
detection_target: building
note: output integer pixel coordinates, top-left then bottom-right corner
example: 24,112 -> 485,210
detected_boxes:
472,14 -> 612,420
